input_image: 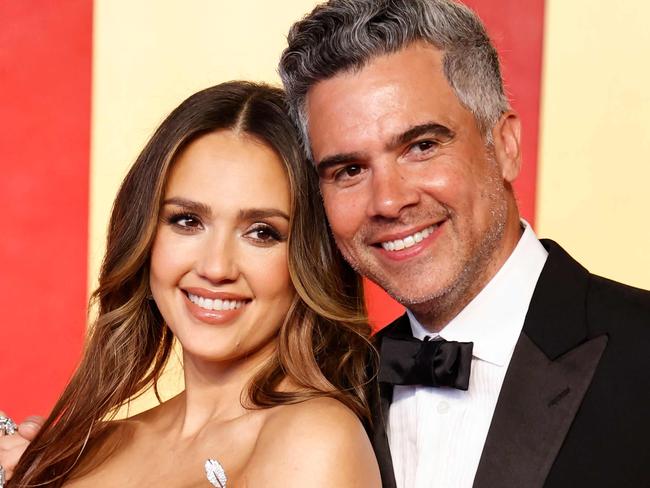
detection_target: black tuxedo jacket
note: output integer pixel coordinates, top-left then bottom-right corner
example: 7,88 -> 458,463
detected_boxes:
370,239 -> 650,487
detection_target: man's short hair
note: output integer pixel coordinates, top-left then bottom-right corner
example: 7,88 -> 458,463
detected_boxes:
279,0 -> 510,158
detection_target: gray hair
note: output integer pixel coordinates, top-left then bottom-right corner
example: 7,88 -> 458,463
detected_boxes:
279,0 -> 510,158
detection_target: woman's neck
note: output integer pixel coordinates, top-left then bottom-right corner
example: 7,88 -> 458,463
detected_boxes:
161,341 -> 277,439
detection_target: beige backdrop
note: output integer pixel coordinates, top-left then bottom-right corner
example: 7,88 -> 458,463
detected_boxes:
537,0 -> 650,288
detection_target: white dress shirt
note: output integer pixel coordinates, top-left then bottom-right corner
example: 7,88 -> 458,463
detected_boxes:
387,222 -> 548,488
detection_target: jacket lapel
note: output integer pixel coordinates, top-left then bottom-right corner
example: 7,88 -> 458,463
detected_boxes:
472,333 -> 607,487
370,314 -> 412,488
473,240 -> 608,488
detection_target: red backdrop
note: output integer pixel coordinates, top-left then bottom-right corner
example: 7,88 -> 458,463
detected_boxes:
0,0 -> 92,419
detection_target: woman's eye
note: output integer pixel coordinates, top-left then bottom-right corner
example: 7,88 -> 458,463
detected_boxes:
245,225 -> 284,244
165,213 -> 202,230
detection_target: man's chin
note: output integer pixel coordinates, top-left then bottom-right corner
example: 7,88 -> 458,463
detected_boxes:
371,275 -> 452,308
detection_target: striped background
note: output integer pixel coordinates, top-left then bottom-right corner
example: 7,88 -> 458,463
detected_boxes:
2,0 -> 649,420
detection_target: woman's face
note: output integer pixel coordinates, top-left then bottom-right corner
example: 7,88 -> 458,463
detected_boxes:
149,130 -> 294,365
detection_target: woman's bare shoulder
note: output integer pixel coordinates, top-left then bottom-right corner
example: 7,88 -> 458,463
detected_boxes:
109,393 -> 180,435
243,397 -> 380,487
75,401 -> 171,468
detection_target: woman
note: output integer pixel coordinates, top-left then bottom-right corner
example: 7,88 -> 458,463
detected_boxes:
6,81 -> 380,487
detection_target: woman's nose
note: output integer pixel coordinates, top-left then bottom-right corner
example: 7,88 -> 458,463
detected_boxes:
195,233 -> 239,284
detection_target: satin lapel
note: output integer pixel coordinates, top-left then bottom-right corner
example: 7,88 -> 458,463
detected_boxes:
371,314 -> 412,488
369,380 -> 397,488
474,240 -> 608,488
473,333 -> 607,488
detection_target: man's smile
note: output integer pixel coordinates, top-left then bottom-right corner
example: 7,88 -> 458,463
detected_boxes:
376,222 -> 443,252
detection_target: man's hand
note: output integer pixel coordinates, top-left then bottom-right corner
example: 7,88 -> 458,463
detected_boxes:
0,410 -> 44,481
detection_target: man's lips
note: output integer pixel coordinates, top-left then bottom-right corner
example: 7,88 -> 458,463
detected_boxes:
370,220 -> 446,251
370,220 -> 446,261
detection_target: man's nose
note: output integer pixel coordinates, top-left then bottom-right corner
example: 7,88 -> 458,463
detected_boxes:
195,233 -> 239,284
367,162 -> 420,218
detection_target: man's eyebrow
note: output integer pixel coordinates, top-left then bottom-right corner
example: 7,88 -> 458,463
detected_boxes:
316,152 -> 364,176
315,123 -> 454,174
386,123 -> 455,151
238,208 -> 290,221
162,197 -> 211,216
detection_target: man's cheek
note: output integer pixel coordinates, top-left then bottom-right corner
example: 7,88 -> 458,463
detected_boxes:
334,212 -> 362,242
329,218 -> 351,244
323,198 -> 349,231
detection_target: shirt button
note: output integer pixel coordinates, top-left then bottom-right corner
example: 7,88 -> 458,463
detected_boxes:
437,401 -> 450,414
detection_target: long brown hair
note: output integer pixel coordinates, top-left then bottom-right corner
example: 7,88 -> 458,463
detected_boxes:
11,81 -> 374,487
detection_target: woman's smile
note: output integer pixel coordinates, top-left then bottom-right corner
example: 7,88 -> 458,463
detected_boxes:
179,286 -> 253,326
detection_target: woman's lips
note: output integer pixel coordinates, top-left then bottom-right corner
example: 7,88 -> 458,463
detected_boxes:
182,289 -> 250,325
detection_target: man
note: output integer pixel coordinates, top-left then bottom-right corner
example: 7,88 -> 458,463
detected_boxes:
279,0 -> 650,487
3,1 -> 649,487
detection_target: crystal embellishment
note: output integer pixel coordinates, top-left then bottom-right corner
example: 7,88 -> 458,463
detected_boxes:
0,416 -> 17,436
205,459 -> 227,488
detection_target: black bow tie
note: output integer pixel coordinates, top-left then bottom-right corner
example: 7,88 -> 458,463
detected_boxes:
378,335 -> 474,390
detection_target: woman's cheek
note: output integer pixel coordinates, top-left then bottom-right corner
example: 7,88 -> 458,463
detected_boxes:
249,246 -> 293,305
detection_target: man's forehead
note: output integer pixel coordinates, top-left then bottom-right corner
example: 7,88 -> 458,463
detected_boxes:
305,43 -> 446,99
304,46 -> 465,163
305,44 -> 457,113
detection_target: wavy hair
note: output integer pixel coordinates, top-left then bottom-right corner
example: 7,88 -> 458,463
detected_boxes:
10,81 -> 374,487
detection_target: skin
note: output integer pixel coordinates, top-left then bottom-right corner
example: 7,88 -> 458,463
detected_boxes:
5,130 -> 379,487
0,411 -> 44,481
306,42 -> 524,331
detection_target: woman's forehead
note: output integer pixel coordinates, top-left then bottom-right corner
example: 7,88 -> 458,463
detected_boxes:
165,130 -> 291,214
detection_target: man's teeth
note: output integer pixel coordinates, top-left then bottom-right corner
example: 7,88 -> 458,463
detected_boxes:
188,293 -> 245,311
381,225 -> 437,252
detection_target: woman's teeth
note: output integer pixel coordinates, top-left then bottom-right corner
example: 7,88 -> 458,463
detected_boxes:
381,224 -> 437,252
188,293 -> 245,311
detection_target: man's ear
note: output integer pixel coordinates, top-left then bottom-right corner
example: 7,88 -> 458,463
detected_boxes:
491,111 -> 522,183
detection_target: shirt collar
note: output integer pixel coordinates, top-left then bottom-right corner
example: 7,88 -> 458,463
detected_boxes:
407,220 -> 548,367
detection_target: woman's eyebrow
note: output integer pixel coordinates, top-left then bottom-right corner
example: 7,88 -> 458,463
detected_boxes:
239,208 -> 290,222
162,197 -> 212,216
162,199 -> 289,221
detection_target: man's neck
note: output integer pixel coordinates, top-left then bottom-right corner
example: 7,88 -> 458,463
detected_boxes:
410,218 -> 524,333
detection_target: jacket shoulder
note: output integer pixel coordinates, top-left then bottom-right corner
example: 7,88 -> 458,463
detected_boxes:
587,273 -> 650,335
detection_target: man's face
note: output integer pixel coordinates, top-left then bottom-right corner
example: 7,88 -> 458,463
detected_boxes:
305,42 -> 520,308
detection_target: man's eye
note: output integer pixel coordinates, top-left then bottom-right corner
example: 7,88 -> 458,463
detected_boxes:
334,164 -> 363,180
410,140 -> 438,154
